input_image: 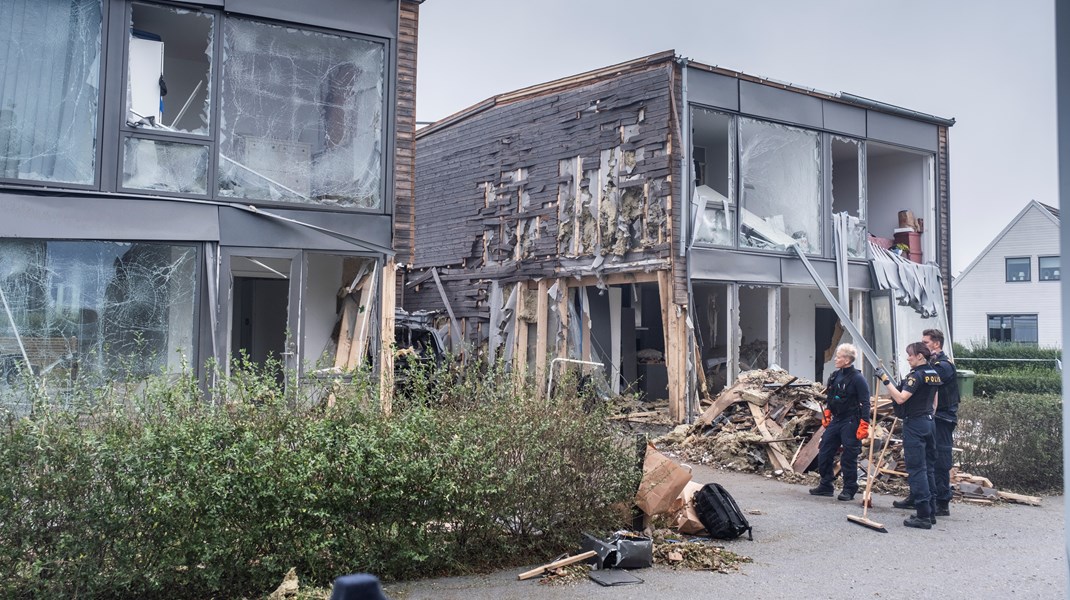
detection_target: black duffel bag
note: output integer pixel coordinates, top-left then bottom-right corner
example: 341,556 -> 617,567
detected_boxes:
694,482 -> 753,540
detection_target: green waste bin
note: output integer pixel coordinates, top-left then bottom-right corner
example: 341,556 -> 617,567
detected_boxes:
956,369 -> 975,397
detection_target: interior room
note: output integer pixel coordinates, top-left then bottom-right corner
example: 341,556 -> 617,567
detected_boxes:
690,107 -> 734,246
866,142 -> 935,260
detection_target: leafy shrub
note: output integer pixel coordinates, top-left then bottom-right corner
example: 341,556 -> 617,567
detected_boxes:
953,342 -> 1061,375
0,359 -> 638,598
955,392 -> 1062,493
973,372 -> 1062,396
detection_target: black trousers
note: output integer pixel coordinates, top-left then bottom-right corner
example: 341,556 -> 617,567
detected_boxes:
934,418 -> 956,503
817,416 -> 861,493
902,415 -> 937,517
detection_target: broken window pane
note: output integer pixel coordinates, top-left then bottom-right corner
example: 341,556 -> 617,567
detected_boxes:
218,18 -> 385,209
691,107 -> 735,246
126,2 -> 214,135
122,137 -> 209,194
0,0 -> 102,185
831,137 -> 866,257
0,241 -> 198,399
739,119 -> 822,253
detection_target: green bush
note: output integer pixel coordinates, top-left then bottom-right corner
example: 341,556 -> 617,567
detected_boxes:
955,392 -> 1062,493
0,359 -> 638,599
953,342 -> 1061,375
973,372 -> 1062,396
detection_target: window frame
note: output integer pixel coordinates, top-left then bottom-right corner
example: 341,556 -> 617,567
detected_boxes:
987,313 -> 1039,345
1039,255 -> 1060,282
1005,256 -> 1032,283
1,0 -> 393,215
0,0 -> 109,191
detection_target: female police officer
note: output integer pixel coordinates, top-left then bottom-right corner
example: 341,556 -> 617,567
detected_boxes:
876,342 -> 942,529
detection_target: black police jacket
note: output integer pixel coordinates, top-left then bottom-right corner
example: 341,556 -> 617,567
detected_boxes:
825,365 -> 871,421
895,364 -> 941,418
930,350 -> 960,422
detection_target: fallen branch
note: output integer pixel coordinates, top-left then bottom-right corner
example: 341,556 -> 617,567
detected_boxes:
518,551 -> 597,581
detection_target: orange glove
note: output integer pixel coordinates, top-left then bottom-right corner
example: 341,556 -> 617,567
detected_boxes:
822,409 -> 831,428
856,420 -> 870,440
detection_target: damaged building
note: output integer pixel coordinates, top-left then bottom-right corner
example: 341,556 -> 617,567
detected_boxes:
0,0 -> 423,403
405,51 -> 955,422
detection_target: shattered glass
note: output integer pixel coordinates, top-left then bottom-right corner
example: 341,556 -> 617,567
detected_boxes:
122,137 -> 209,194
126,3 -> 214,135
217,18 -> 385,209
0,241 -> 198,395
738,119 -> 822,253
0,0 -> 102,185
690,107 -> 735,246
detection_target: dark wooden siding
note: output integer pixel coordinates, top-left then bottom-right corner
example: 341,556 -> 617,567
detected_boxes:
394,0 -> 419,267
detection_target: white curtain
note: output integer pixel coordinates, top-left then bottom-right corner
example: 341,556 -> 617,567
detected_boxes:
0,0 -> 101,184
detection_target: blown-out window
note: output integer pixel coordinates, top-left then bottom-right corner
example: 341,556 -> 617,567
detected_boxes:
738,118 -> 822,253
0,240 -> 198,393
0,0 -> 102,186
218,18 -> 385,208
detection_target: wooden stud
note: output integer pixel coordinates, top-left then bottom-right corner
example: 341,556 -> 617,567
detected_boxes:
557,279 -> 570,359
378,259 -> 397,416
514,282 -> 529,377
748,401 -> 792,472
534,278 -> 550,395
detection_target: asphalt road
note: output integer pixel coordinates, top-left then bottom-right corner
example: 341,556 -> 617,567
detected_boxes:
383,464 -> 1067,600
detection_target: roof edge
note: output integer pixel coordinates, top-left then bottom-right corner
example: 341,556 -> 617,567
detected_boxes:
416,50 -> 677,139
952,200 -> 1058,287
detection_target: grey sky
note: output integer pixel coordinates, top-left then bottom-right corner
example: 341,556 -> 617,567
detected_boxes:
415,0 -> 1057,274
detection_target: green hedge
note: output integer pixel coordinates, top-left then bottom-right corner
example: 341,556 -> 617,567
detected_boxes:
973,372 -> 1062,396
955,393 -> 1062,493
0,360 -> 638,599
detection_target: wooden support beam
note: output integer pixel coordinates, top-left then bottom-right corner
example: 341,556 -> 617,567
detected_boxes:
514,282 -> 529,377
534,278 -> 550,395
348,270 -> 377,370
378,259 -> 397,416
517,551 -> 598,581
557,279 -> 570,359
430,267 -> 461,352
658,271 -> 686,423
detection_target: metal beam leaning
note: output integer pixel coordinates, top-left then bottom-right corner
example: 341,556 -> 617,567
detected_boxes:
430,267 -> 462,352
790,244 -> 883,373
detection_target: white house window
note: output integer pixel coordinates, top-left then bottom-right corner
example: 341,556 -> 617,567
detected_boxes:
1039,256 -> 1060,281
0,0 -> 102,185
988,314 -> 1038,345
1005,257 -> 1031,282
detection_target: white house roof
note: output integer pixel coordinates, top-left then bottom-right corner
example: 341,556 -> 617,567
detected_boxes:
952,200 -> 1060,289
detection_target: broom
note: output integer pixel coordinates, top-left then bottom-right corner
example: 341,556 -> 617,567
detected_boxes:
847,384 -> 887,533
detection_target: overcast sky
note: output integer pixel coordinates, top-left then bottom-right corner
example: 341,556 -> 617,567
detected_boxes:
415,0 -> 1057,274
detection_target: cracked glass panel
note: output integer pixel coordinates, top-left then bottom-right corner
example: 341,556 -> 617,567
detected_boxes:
739,118 -> 822,253
122,137 -> 208,194
831,137 -> 866,257
0,241 -> 198,396
691,107 -> 735,246
0,0 -> 102,185
126,3 -> 214,135
218,18 -> 385,208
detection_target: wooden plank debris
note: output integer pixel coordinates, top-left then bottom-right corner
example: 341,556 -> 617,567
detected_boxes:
517,551 -> 598,581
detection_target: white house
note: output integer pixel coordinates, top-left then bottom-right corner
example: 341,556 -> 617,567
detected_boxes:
952,200 -> 1061,348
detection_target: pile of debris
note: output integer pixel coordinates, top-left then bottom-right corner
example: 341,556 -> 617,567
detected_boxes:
656,367 -> 1042,506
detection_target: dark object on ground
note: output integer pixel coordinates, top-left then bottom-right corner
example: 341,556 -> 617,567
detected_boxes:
330,574 -> 388,600
837,490 -> 855,501
588,569 -> 644,586
694,483 -> 754,540
581,532 -> 653,569
808,486 -> 833,497
892,495 -> 915,509
903,515 -> 932,529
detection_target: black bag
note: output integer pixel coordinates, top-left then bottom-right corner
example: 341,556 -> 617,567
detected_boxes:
694,482 -> 753,540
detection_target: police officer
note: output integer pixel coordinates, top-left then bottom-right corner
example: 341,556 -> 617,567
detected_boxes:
809,343 -> 871,502
877,342 -> 941,529
924,328 -> 959,517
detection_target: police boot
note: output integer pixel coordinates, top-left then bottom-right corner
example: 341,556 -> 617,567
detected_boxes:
935,500 -> 950,517
903,514 -> 932,530
837,489 -> 856,502
809,485 -> 834,497
892,495 -> 915,509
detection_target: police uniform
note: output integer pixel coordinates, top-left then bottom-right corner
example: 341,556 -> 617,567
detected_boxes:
814,365 -> 871,498
896,364 -> 941,523
930,350 -> 960,513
